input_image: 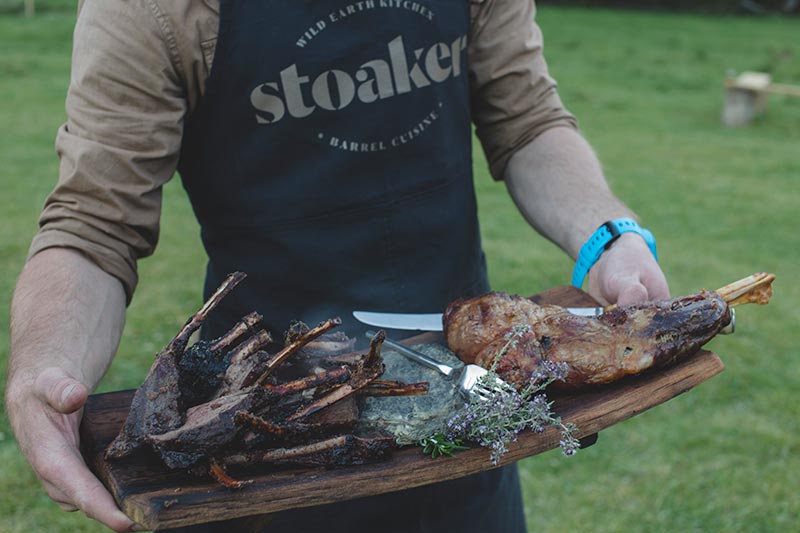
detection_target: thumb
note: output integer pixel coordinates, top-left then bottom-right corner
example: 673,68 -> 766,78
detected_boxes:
33,367 -> 89,414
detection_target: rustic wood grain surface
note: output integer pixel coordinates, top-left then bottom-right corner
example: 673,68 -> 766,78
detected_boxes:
79,286 -> 725,529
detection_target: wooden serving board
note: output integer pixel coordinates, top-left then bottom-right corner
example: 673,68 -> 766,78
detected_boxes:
80,286 -> 725,530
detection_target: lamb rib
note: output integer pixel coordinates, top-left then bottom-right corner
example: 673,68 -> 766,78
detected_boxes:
105,272 -> 246,459
359,380 -> 430,397
219,432 -> 396,469
285,337 -> 386,421
146,389 -> 266,469
254,318 -> 342,384
234,397 -> 360,446
209,312 -> 263,353
180,319 -> 267,406
147,367 -> 353,469
106,278 -> 430,482
213,331 -> 275,398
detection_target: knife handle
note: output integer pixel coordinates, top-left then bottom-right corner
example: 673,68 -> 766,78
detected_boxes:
365,331 -> 455,377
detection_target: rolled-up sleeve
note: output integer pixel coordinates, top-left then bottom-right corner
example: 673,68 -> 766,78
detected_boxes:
469,0 -> 578,180
28,0 -> 187,301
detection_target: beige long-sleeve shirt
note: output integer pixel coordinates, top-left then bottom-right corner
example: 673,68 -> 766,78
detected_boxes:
30,0 -> 577,301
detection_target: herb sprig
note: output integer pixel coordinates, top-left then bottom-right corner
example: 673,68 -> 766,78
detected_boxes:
427,324 -> 580,464
418,433 -> 469,458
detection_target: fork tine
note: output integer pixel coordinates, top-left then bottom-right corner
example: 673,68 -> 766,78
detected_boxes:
370,332 -> 517,401
473,387 -> 494,401
466,368 -> 516,400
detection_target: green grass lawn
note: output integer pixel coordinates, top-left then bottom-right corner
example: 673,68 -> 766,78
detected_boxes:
1,5 -> 798,532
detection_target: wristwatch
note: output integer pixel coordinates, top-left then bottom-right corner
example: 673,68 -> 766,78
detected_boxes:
571,217 -> 658,288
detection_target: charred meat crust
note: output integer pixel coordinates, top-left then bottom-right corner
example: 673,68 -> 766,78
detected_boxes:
445,290 -> 731,389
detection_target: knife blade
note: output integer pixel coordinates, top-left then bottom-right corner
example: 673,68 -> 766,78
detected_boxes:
352,306 -> 604,331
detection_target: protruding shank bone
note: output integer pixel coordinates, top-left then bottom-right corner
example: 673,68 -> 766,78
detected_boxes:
715,272 -> 775,306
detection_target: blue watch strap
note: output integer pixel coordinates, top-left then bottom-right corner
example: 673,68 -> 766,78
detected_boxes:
571,217 -> 658,288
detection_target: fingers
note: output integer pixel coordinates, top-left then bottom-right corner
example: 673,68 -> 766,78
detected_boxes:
37,435 -> 138,532
586,232 -> 670,305
605,271 -> 668,306
13,367 -> 139,531
57,502 -> 79,512
642,269 -> 670,301
599,272 -> 642,306
48,477 -> 141,532
615,280 -> 649,306
33,366 -> 89,414
74,478 -> 138,532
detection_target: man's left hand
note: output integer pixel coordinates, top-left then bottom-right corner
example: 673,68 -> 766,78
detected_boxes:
587,233 -> 670,306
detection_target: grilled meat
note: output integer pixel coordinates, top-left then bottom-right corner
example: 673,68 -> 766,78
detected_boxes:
147,389 -> 266,469
147,367 -> 352,469
106,272 -> 247,459
105,350 -> 184,459
443,292 -> 562,360
106,272 -> 428,486
446,290 -> 730,389
444,273 -> 774,389
235,395 -> 362,449
179,315 -> 265,407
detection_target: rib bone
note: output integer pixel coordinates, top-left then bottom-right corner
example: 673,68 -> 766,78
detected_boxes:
169,272 -> 246,355
208,311 -> 262,353
286,364 -> 383,421
234,401 -> 358,446
359,380 -> 430,397
219,433 -> 396,468
105,272 -> 247,459
262,366 -> 351,396
228,330 -> 273,365
209,460 -> 250,489
255,318 -> 342,384
365,329 -> 386,367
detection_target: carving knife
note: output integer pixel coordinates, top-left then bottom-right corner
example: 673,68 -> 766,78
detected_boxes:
353,307 -> 735,334
352,306 -> 604,332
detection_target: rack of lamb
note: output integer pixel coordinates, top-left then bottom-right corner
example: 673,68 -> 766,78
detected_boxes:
105,272 -> 427,487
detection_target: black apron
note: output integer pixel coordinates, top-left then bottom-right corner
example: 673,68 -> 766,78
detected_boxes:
168,1 -> 525,531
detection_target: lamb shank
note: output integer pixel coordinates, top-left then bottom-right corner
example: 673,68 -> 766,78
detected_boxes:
443,273 -> 774,389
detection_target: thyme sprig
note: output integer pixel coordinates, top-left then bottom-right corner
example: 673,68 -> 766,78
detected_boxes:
433,324 -> 581,464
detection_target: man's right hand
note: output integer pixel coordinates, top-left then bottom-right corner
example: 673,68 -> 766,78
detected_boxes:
7,248 -> 134,531
6,367 -> 139,532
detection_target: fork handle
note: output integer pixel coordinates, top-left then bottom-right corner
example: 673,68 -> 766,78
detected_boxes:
365,331 -> 455,377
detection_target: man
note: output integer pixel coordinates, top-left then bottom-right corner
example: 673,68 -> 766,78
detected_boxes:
6,0 -> 668,531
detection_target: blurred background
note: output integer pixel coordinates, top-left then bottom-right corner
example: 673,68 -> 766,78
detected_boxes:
1,0 -> 798,531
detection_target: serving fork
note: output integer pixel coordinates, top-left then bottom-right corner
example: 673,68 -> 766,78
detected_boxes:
365,330 -> 515,400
